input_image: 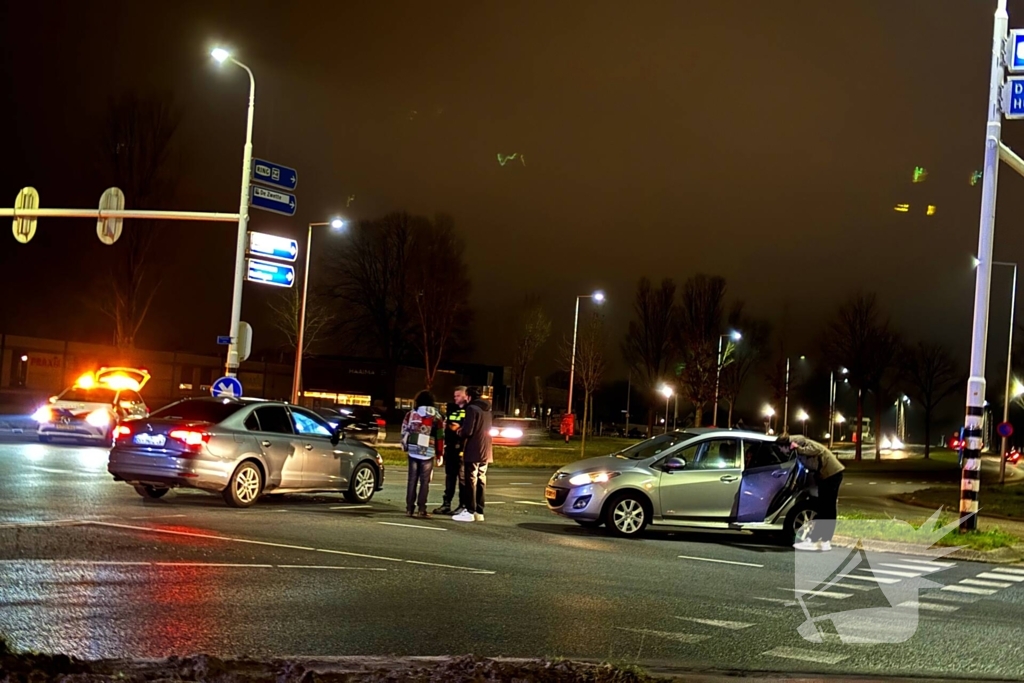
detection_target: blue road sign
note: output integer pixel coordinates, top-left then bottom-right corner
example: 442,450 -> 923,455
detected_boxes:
248,231 -> 299,262
1008,30 -> 1024,74
250,186 -> 297,216
1005,78 -> 1024,119
216,335 -> 232,345
246,258 -> 295,287
252,159 -> 298,191
998,421 -> 1014,439
211,376 -> 243,398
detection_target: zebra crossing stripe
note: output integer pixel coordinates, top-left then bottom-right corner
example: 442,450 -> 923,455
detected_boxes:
897,600 -> 959,613
762,646 -> 849,664
960,578 -> 1013,589
991,567 -> 1024,576
782,588 -> 853,600
941,585 -> 997,595
977,572 -> 1024,583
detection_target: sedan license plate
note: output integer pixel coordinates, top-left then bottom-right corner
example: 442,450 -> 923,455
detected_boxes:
544,486 -> 558,500
134,433 -> 166,447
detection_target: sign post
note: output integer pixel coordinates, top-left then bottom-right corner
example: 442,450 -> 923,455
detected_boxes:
96,187 -> 125,245
12,187 -> 40,244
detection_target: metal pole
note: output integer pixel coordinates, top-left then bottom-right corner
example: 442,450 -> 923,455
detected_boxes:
712,335 -> 725,427
225,59 -> 256,378
665,394 -> 671,435
962,0 -> 1008,532
625,370 -> 631,437
1,208 -> 238,221
1000,262 -> 1017,485
828,371 -> 835,449
783,357 -> 790,435
291,223 -> 315,405
567,296 -> 581,416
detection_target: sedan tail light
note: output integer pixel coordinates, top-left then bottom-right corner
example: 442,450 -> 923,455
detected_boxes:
168,429 -> 210,454
376,419 -> 386,428
114,425 -> 132,440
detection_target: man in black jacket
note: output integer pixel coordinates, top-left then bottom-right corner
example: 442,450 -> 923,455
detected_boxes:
433,388 -> 468,515
452,386 -> 493,523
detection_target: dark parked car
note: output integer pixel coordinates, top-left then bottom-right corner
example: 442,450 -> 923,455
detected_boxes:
313,405 -> 386,445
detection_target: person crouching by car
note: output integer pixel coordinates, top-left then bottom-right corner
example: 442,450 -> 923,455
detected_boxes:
780,434 -> 846,552
401,391 -> 444,518
452,386 -> 492,523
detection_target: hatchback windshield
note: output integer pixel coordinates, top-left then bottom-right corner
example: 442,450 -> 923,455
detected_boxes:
618,432 -> 690,459
150,399 -> 245,423
59,387 -> 117,403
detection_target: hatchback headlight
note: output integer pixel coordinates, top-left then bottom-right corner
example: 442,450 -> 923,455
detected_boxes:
32,406 -> 53,423
569,471 -> 620,486
500,428 -> 523,439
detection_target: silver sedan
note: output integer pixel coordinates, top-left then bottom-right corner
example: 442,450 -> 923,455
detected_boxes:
108,397 -> 385,507
546,428 -> 815,539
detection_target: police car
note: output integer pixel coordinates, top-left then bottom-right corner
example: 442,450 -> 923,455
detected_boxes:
33,368 -> 150,445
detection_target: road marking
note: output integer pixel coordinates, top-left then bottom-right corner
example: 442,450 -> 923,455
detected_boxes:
678,555 -> 763,568
860,567 -> 923,578
897,600 -> 959,613
154,562 -> 274,568
831,582 -> 876,591
0,559 -> 387,571
840,573 -> 901,585
508,482 -> 534,486
941,584 -> 997,595
514,500 -> 547,506
895,558 -> 955,569
0,559 -> 150,566
869,482 -> 877,485
880,562 -> 944,572
378,522 -> 446,531
782,588 -> 853,600
924,592 -> 980,604
0,519 -> 88,529
27,466 -> 75,474
991,567 -> 1024,576
278,565 -> 387,571
329,505 -> 373,510
762,646 -> 849,665
485,501 -> 506,505
977,572 -> 1024,583
960,578 -> 1013,589
614,627 -> 709,644
674,617 -> 753,630
751,597 -> 792,604
85,520 -> 493,573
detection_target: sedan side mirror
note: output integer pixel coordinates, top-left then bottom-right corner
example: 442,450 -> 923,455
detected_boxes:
664,457 -> 686,472
331,427 -> 345,446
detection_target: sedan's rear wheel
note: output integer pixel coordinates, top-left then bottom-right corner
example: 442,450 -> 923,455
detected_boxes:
134,485 -> 169,499
605,492 -> 649,538
223,462 -> 263,508
344,462 -> 377,503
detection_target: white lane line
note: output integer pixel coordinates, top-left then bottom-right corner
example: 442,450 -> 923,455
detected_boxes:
762,646 -> 849,665
0,519 -> 88,529
514,500 -> 547,506
860,567 -> 923,578
329,505 -> 373,510
869,482 -> 877,485
924,592 -> 980,604
378,522 -> 446,531
678,555 -> 763,568
751,597 -> 792,604
508,483 -> 534,486
674,617 -> 753,630
897,600 -> 959,613
960,578 -> 1013,589
0,559 -> 150,566
0,559 -> 387,571
839,573 -> 901,585
27,466 -> 75,474
485,501 -> 507,505
941,585 -> 997,595
614,627 -> 709,644
782,588 -> 853,600
977,572 -> 1024,583
991,567 -> 1024,576
896,558 -> 955,569
880,562 -> 944,572
85,520 -> 493,573
278,565 -> 387,571
154,562 -> 274,568
831,582 -> 876,591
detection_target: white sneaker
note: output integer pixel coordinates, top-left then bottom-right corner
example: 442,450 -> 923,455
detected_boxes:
452,510 -> 475,522
819,541 -> 832,552
474,513 -> 485,522
793,539 -> 821,551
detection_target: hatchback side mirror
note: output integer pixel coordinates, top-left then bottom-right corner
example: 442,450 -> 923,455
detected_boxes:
664,457 -> 686,472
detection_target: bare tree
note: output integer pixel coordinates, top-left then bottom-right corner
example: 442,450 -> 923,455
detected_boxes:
563,313 -> 607,455
622,277 -> 677,432
822,292 -> 896,461
408,214 -> 472,390
902,341 -> 963,458
96,92 -> 181,350
677,274 -> 727,427
268,288 -> 337,357
720,303 -> 772,427
511,295 -> 552,413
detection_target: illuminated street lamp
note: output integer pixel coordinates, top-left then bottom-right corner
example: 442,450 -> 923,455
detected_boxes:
762,404 -> 775,434
659,384 -> 674,435
212,46 -> 256,379
567,291 -> 605,425
797,409 -> 810,436
711,330 -> 742,426
291,218 -> 345,404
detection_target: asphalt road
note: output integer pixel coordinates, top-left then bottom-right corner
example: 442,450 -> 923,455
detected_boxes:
1,440 -> 1023,680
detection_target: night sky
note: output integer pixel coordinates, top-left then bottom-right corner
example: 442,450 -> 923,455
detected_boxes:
4,1 -> 1024,403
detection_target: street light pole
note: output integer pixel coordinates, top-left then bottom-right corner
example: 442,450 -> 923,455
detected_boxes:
213,50 -> 256,379
783,357 -> 791,435
712,331 -> 740,427
566,291 -> 604,433
962,0 -> 1008,531
828,371 -> 835,449
998,261 -> 1018,485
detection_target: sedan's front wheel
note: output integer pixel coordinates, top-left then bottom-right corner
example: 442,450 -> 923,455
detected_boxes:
223,462 -> 263,508
605,492 -> 649,538
134,485 -> 168,499
344,462 -> 377,503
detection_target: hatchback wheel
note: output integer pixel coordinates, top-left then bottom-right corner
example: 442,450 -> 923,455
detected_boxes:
786,503 -> 818,542
134,485 -> 169,499
344,462 -> 377,503
223,462 -> 263,508
574,519 -> 603,529
605,493 -> 649,537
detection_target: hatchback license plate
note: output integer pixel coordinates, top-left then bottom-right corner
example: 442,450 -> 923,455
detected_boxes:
544,486 -> 558,500
55,423 -> 76,431
134,433 -> 166,447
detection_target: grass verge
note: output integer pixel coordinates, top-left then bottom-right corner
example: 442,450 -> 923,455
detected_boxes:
894,485 -> 1024,520
836,509 -> 1020,552
379,437 -> 636,469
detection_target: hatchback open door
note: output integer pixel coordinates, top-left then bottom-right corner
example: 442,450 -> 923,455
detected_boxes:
736,440 -> 796,523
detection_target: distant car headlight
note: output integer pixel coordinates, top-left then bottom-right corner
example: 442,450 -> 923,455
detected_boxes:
500,428 -> 523,439
569,471 -> 620,486
85,409 -> 112,427
31,406 -> 53,423
489,428 -> 500,437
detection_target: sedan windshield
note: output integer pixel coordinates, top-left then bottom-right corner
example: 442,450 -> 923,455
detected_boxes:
618,433 -> 689,459
150,399 -> 245,423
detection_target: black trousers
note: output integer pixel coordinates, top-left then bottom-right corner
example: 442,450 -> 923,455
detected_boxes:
812,471 -> 843,542
442,450 -> 464,508
406,457 -> 433,512
462,462 -> 488,514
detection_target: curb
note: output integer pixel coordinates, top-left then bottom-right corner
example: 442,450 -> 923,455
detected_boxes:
830,535 -> 1024,564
